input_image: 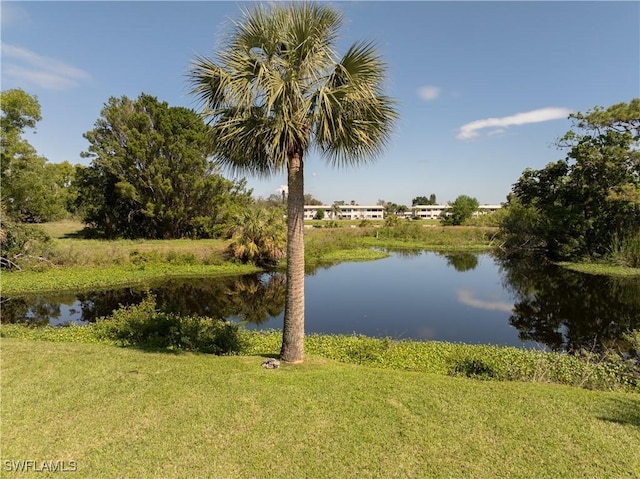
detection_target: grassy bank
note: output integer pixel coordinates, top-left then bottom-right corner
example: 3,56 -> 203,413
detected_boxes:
2,222 -> 495,294
0,262 -> 261,295
559,261 -> 640,277
3,324 -> 637,393
2,338 -> 639,479
303,225 -> 495,265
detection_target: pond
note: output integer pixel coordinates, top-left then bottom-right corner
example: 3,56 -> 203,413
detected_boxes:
2,251 -> 639,352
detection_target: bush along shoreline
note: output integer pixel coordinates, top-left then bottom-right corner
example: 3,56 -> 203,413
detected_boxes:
2,297 -> 638,393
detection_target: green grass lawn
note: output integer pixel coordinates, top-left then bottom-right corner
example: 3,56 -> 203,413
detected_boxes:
37,219 -> 86,239
559,261 -> 640,277
0,262 -> 261,295
2,338 -> 639,479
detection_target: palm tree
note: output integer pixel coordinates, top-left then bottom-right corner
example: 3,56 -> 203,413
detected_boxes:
331,203 -> 342,221
189,2 -> 397,362
227,206 -> 286,268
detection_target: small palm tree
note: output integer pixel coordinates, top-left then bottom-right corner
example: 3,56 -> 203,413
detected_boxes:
189,2 -> 397,362
227,207 -> 286,267
331,203 -> 342,221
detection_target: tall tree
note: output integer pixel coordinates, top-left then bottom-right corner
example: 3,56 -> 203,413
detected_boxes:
189,2 -> 397,362
502,99 -> 640,260
330,203 -> 342,220
303,194 -> 323,205
412,194 -> 437,206
1,89 -> 71,222
78,93 -> 252,239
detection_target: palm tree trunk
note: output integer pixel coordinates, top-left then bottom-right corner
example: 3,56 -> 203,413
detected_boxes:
280,150 -> 305,362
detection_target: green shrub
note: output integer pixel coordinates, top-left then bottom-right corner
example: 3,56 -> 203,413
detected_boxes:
226,206 -> 286,267
176,316 -> 243,354
93,295 -> 242,354
609,232 -> 640,268
451,358 -> 497,380
129,250 -> 164,266
0,213 -> 54,270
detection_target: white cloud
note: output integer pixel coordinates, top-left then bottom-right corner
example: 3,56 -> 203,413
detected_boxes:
418,85 -> 441,101
1,3 -> 31,29
277,185 -> 288,194
1,42 -> 91,90
457,289 -> 513,313
487,128 -> 506,137
456,107 -> 572,140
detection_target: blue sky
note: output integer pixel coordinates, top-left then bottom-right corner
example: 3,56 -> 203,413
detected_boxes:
2,1 -> 638,206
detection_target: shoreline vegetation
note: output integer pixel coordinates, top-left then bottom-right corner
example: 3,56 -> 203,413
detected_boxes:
2,324 -> 638,393
2,220 -> 638,295
2,220 -> 500,295
2,221 -> 638,387
2,221 -> 638,385
559,261 -> 640,277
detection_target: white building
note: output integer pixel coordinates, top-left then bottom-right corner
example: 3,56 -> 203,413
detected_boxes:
411,205 -> 448,220
304,203 -> 502,221
475,204 -> 502,216
411,204 -> 502,219
303,205 -> 385,220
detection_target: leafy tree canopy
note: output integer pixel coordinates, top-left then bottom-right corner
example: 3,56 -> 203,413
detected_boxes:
501,99 -> 640,261
0,88 -> 41,135
304,194 -> 323,206
77,93 -> 252,239
412,194 -> 437,205
1,89 -> 72,222
443,195 -> 479,225
378,199 -> 408,216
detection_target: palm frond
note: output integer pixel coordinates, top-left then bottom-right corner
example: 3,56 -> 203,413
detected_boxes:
313,40 -> 398,167
188,2 -> 398,177
334,40 -> 386,93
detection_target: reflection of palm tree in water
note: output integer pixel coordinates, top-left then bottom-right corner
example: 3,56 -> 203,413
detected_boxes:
225,273 -> 286,325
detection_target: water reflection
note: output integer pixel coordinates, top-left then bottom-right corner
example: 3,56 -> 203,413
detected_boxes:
442,253 -> 479,272
2,273 -> 286,327
2,296 -> 69,327
497,254 -> 640,352
456,289 -> 513,313
2,252 -> 639,352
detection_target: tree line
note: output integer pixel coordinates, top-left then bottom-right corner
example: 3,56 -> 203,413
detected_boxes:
0,87 -> 480,236
499,99 -> 640,266
1,89 -> 254,239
